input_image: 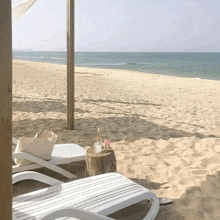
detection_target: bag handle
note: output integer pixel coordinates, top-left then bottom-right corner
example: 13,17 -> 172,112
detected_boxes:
35,123 -> 51,138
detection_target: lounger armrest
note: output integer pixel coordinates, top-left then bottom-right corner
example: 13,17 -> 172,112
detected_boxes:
39,207 -> 115,220
13,152 -> 76,179
13,171 -> 63,185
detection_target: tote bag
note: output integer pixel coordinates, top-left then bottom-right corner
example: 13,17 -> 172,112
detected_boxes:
14,129 -> 57,166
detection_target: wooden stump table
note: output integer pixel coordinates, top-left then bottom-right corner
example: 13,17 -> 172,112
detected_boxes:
85,147 -> 116,177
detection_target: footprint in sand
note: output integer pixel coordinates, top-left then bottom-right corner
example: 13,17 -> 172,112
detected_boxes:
201,157 -> 220,168
190,169 -> 210,175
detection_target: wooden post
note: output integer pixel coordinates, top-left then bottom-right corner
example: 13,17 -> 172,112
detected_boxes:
0,0 -> 12,219
67,0 -> 75,130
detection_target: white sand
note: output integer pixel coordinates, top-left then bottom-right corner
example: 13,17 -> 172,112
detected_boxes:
13,60 -> 220,219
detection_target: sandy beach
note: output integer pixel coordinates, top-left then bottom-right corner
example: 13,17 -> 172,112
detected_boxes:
12,60 -> 220,219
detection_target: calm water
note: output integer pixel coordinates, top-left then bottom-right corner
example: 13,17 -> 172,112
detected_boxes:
13,51 -> 220,80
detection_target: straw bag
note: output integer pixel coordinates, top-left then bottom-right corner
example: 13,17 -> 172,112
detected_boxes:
14,129 -> 57,166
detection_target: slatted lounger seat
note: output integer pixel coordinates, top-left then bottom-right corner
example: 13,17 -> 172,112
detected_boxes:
12,138 -> 86,179
13,171 -> 159,220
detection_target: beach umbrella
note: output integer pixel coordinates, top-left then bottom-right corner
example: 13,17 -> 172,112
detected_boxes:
12,0 -> 37,23
12,0 -> 75,129
0,0 -> 13,218
0,1 -> 74,217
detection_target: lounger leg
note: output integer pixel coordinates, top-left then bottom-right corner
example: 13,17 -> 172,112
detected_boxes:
39,207 -> 115,220
143,192 -> 160,220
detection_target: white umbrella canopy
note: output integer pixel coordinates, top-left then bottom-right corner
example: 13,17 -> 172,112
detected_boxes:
12,0 -> 37,23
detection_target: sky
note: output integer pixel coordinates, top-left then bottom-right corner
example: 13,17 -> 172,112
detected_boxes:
12,0 -> 220,52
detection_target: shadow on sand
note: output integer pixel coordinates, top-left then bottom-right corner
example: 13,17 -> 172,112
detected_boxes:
13,115 -> 209,148
13,98 -> 213,145
13,98 -> 213,146
109,171 -> 220,220
13,100 -> 91,114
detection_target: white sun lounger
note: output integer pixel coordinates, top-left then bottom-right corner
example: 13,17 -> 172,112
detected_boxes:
12,138 -> 86,179
13,171 -> 159,220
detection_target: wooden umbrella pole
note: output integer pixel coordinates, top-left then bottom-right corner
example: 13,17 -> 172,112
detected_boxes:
67,0 -> 75,130
0,0 -> 12,218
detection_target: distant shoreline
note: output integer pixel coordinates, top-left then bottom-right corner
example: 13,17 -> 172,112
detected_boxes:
12,59 -> 219,83
12,51 -> 220,81
13,50 -> 220,53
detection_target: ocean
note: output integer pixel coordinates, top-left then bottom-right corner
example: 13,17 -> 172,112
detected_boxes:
13,51 -> 220,81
